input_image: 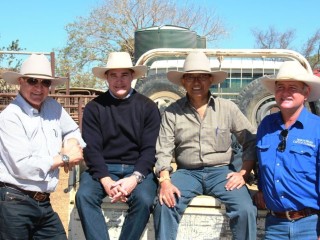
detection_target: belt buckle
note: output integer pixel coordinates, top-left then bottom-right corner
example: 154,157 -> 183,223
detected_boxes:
33,192 -> 47,202
285,211 -> 293,221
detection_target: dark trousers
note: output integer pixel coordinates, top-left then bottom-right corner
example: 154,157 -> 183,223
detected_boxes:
76,164 -> 157,240
0,186 -> 66,240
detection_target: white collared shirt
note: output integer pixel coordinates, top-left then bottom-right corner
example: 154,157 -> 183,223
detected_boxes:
0,93 -> 85,192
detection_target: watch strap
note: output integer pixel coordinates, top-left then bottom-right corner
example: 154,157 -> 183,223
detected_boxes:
158,176 -> 171,183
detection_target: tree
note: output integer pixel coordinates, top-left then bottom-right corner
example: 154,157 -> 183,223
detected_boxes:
251,26 -> 295,49
0,40 -> 25,93
56,0 -> 228,88
251,26 -> 320,69
300,29 -> 320,69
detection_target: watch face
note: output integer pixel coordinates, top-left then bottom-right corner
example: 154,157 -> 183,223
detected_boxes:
133,174 -> 143,183
62,155 -> 69,163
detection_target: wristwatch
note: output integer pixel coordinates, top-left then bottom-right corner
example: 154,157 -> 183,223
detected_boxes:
61,154 -> 70,165
132,171 -> 144,184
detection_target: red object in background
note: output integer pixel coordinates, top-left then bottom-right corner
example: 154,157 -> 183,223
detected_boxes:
313,69 -> 320,77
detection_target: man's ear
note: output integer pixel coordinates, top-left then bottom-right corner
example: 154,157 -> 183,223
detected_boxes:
305,85 -> 311,100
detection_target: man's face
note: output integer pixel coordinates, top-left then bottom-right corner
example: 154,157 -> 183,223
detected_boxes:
274,81 -> 310,111
18,77 -> 51,110
181,73 -> 213,97
106,69 -> 133,99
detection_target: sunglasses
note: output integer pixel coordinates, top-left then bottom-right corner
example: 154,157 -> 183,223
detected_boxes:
277,129 -> 288,152
25,78 -> 52,88
183,74 -> 211,83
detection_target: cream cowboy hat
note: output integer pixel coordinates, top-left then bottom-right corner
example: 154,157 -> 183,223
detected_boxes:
167,51 -> 227,86
92,52 -> 147,80
2,54 -> 66,86
261,61 -> 320,102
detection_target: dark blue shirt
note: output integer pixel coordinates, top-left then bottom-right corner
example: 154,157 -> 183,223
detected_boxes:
257,107 -> 320,212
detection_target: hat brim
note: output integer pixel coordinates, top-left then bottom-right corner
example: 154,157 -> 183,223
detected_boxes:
2,71 -> 66,87
167,70 -> 228,86
261,75 -> 320,102
92,65 -> 147,80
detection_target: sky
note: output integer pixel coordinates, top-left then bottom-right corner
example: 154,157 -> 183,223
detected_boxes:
0,0 -> 319,54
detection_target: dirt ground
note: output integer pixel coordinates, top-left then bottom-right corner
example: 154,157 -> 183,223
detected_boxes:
51,171 -> 70,236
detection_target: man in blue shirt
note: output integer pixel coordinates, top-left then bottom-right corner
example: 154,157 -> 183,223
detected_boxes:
255,61 -> 320,239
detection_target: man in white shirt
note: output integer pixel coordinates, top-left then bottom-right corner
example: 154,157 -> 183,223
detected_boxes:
0,54 -> 85,239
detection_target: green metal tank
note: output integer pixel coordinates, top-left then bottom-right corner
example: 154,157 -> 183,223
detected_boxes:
134,25 -> 201,62
197,35 -> 207,48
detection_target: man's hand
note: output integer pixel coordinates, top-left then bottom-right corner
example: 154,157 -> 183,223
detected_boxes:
100,176 -> 128,202
158,180 -> 181,208
110,176 -> 138,203
225,160 -> 255,190
225,171 -> 246,190
61,138 -> 83,173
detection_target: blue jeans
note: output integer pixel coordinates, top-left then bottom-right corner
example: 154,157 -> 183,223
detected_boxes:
153,165 -> 257,240
265,213 -> 320,239
76,164 -> 157,240
0,186 -> 66,240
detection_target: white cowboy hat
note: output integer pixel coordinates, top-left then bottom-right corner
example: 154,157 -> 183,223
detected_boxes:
2,54 -> 66,86
92,52 -> 147,80
167,51 -> 227,86
261,61 -> 320,102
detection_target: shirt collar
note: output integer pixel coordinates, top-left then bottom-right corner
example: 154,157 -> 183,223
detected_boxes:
109,88 -> 133,99
15,93 -> 40,117
184,91 -> 214,108
273,107 -> 306,129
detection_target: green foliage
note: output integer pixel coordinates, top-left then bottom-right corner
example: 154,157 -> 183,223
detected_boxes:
56,0 -> 227,89
0,40 -> 25,93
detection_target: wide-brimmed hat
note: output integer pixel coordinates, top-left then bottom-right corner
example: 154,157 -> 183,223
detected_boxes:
167,51 -> 227,86
2,54 -> 66,86
92,52 -> 147,80
261,61 -> 320,102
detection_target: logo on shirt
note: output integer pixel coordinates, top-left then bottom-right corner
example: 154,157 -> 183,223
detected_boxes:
293,138 -> 315,148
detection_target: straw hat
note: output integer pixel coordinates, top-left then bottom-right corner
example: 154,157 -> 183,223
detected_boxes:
167,51 -> 227,86
2,54 -> 66,86
92,52 -> 147,80
261,61 -> 320,102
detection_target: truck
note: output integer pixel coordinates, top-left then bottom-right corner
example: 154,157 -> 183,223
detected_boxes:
67,26 -> 320,240
1,25 -> 320,239
131,25 -> 320,126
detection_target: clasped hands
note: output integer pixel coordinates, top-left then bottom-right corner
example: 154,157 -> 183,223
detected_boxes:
101,175 -> 138,203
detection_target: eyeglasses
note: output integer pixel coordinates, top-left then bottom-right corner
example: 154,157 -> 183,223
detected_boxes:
183,74 -> 211,83
25,78 -> 52,88
277,129 -> 288,152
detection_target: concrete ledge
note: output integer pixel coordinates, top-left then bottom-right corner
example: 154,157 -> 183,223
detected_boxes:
68,195 -> 266,240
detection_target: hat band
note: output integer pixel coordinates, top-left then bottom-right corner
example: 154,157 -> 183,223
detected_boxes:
23,73 -> 53,78
185,70 -> 210,73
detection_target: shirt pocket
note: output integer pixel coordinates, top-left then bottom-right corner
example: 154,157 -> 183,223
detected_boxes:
289,145 -> 316,174
214,128 -> 232,152
256,144 -> 271,167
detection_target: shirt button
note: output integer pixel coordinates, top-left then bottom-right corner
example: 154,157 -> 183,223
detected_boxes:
276,180 -> 279,182
277,163 -> 280,166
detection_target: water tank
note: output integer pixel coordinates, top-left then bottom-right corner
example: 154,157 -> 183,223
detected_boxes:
197,35 -> 207,48
134,25 -> 199,62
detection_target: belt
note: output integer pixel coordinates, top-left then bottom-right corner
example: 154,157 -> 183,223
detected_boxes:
0,181 -> 50,202
271,208 -> 320,221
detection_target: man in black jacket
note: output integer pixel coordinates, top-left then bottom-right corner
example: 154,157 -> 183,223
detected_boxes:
76,52 -> 161,240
